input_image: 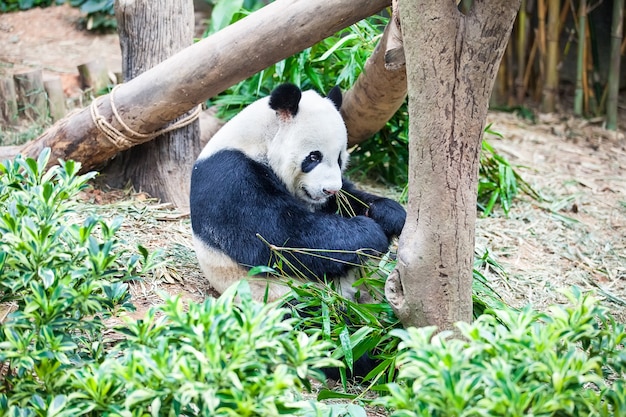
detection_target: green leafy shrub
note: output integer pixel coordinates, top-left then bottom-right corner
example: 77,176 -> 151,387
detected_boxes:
478,124 -> 542,217
208,14 -> 385,120
0,0 -> 115,31
68,0 -> 115,31
374,288 -> 626,416
0,0 -> 62,13
68,282 -> 339,416
0,149 -> 153,412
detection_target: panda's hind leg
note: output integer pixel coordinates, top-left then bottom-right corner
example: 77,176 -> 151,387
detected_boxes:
335,269 -> 375,304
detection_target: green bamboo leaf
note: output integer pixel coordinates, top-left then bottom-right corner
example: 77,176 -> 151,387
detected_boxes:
338,326 -> 353,372
208,0 -> 244,34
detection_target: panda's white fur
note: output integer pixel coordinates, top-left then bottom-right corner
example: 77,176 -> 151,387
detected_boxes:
190,84 -> 405,302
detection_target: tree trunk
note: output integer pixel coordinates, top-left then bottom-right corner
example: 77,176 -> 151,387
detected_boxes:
102,0 -> 199,210
385,0 -> 521,330
0,0 -> 390,170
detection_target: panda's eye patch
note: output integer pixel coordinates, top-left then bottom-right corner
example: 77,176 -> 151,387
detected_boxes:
301,151 -> 323,173
338,154 -> 342,167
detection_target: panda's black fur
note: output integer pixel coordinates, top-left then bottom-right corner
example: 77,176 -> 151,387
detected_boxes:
190,83 -> 406,301
191,148 -> 404,280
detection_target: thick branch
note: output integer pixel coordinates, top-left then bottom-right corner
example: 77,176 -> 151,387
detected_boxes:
1,0 -> 390,169
341,14 -> 407,147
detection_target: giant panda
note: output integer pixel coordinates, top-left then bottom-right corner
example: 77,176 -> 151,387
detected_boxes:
190,83 -> 406,302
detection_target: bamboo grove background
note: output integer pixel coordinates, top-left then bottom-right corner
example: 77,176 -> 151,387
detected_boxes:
462,0 -> 625,131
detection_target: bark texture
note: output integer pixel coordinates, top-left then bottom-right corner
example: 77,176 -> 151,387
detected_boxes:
386,0 -> 521,330
102,0 -> 199,210
1,0 -> 390,169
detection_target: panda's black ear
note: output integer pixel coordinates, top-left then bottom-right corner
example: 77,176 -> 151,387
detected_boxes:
269,83 -> 302,118
327,85 -> 342,110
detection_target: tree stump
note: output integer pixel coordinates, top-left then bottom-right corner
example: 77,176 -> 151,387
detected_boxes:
103,0 -> 200,210
0,77 -> 18,126
44,77 -> 67,122
78,59 -> 111,95
14,69 -> 48,125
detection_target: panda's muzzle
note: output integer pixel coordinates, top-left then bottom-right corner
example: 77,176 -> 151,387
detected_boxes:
301,186 -> 331,204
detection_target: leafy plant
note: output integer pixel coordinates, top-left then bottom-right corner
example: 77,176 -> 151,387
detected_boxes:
68,0 -> 116,31
0,149 -> 155,411
0,0 -> 115,30
208,13 -> 385,120
69,282 -> 339,416
207,5 -> 538,215
478,124 -> 542,217
374,288 -> 626,416
0,0 -> 63,13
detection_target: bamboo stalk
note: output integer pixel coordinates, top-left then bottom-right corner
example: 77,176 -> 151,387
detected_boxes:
542,0 -> 560,112
585,17 -> 598,115
523,28 -> 539,95
574,0 -> 586,116
606,0 -> 624,130
515,0 -> 529,103
536,0 -> 547,101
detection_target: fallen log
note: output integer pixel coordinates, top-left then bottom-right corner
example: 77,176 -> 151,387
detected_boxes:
0,0 -> 390,169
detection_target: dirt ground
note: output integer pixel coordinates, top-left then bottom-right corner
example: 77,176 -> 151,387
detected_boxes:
1,0 -> 625,351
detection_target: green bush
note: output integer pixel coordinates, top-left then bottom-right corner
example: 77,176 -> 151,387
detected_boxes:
0,0 -> 115,31
0,149 -> 151,409
0,0 -> 62,13
70,283 -> 339,416
374,288 -> 626,416
68,0 -> 116,31
209,8 -> 539,214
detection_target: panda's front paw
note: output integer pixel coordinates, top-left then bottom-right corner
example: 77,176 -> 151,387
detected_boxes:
367,199 -> 406,239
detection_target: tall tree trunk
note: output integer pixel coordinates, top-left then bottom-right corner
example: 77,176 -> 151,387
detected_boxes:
102,0 -> 199,210
385,0 -> 521,330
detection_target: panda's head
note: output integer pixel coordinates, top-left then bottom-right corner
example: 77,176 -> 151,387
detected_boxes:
266,84 -> 349,209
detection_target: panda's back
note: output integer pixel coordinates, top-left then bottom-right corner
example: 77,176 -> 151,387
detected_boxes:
197,97 -> 278,162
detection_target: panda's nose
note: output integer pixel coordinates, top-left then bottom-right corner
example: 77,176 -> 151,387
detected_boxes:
323,188 -> 339,196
